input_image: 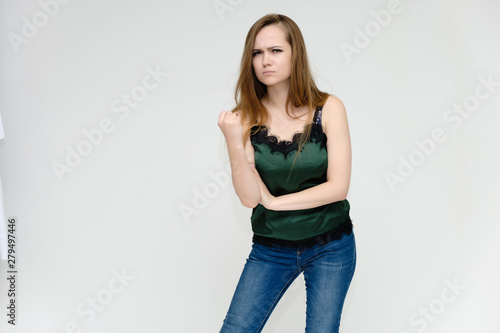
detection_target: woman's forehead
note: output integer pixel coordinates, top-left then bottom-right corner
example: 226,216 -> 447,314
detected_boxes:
253,24 -> 287,47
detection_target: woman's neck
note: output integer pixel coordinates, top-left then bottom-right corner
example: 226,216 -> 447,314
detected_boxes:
264,82 -> 309,120
263,81 -> 295,116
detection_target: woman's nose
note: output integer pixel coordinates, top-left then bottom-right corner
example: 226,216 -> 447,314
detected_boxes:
262,51 -> 271,66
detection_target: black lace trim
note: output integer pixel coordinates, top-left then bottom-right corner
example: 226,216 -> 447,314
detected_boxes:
252,219 -> 353,249
250,107 -> 326,158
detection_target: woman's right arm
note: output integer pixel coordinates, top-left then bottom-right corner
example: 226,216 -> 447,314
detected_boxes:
218,111 -> 261,208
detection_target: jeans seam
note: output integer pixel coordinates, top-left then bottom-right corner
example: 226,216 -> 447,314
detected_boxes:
255,269 -> 301,332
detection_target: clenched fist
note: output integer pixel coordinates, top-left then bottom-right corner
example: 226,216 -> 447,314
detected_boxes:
218,110 -> 243,146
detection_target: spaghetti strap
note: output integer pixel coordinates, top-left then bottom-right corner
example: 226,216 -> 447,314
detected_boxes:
314,106 -> 323,125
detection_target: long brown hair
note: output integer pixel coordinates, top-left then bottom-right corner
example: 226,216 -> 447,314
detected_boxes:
233,14 -> 329,153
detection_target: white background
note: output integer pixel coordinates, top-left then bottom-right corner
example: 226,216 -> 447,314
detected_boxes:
1,0 -> 499,332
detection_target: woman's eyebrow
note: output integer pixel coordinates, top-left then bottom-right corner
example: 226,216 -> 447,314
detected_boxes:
252,46 -> 282,51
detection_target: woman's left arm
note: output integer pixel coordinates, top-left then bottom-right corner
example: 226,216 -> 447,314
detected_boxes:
253,95 -> 352,211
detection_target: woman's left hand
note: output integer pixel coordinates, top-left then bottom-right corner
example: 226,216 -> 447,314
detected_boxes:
250,164 -> 276,210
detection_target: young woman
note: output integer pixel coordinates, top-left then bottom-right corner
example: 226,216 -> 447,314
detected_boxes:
218,14 -> 356,333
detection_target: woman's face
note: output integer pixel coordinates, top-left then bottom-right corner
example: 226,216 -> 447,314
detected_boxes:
252,24 -> 292,89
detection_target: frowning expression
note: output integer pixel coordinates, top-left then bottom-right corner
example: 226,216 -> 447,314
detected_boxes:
252,24 -> 292,89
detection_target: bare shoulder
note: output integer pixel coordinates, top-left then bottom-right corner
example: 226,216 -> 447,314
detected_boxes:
321,95 -> 348,135
322,95 -> 347,119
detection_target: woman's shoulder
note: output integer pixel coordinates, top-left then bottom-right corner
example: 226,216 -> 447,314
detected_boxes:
321,94 -> 345,112
320,95 -> 348,133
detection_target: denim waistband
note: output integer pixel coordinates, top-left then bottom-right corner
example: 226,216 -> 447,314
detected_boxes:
252,219 -> 353,249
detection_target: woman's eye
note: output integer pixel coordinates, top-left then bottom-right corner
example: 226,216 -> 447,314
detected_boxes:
252,51 -> 261,56
273,49 -> 282,53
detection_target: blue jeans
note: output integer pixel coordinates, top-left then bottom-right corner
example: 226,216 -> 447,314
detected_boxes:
220,231 -> 356,333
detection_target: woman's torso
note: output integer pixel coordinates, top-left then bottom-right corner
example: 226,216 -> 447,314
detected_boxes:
250,105 -> 352,247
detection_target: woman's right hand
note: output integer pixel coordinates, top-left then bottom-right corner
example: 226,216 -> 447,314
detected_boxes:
218,110 -> 260,208
218,111 -> 243,146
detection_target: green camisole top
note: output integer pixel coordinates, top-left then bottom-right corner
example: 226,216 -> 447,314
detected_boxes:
250,106 -> 352,246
